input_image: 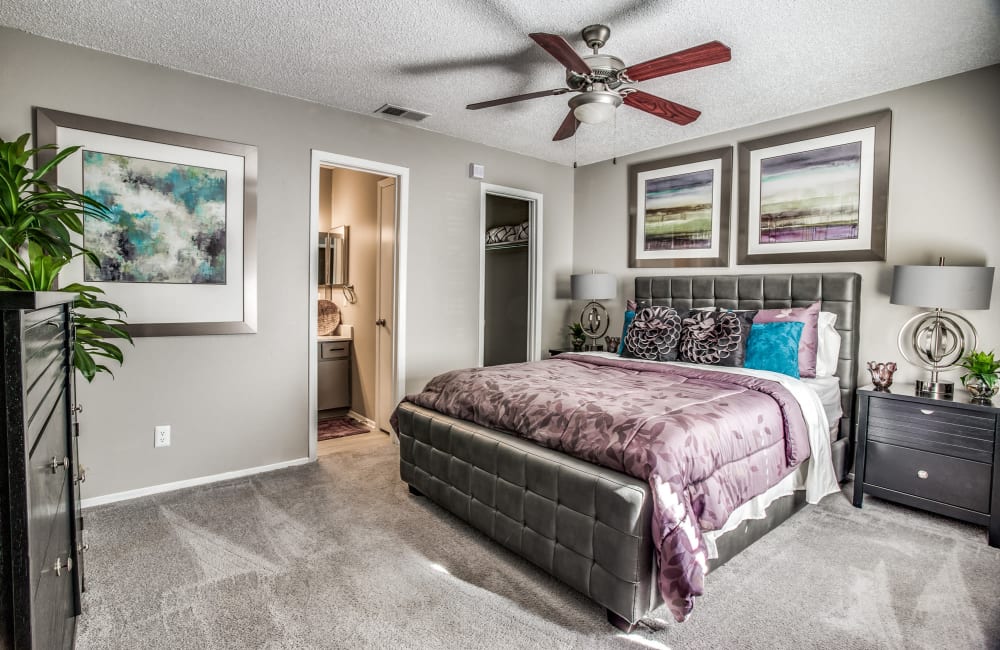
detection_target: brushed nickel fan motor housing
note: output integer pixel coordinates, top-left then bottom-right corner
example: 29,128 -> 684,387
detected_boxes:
567,54 -> 627,90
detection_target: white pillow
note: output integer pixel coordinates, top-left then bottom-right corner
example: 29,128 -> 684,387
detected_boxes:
815,311 -> 841,378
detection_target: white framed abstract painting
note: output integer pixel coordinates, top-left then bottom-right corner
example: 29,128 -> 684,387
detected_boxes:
627,146 -> 733,268
34,108 -> 257,336
737,110 -> 891,264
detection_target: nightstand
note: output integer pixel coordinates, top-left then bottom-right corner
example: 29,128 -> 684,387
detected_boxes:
853,384 -> 1000,547
548,348 -> 573,357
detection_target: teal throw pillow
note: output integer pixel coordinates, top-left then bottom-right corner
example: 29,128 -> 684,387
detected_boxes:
617,309 -> 636,355
744,321 -> 804,378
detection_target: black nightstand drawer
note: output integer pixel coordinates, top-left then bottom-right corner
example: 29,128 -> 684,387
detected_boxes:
867,398 -> 995,463
865,441 -> 991,514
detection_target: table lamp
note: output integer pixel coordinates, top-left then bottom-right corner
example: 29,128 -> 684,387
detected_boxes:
570,272 -> 616,350
891,258 -> 995,398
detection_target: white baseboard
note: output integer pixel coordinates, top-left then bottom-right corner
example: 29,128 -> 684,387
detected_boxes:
80,456 -> 312,509
348,410 -> 377,429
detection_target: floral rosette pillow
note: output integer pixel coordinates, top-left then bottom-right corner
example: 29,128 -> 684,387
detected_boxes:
623,306 -> 683,361
679,310 -> 756,367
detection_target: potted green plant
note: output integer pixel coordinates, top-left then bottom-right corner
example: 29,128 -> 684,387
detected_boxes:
0,133 -> 131,381
958,350 -> 1000,404
568,322 -> 586,351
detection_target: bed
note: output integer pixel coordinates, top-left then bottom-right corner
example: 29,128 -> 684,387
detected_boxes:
393,272 -> 861,630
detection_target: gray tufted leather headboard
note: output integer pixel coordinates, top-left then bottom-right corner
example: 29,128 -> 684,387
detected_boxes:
634,273 -> 861,478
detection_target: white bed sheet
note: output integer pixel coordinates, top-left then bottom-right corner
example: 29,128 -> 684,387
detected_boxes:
801,375 -> 844,438
573,352 -> 842,558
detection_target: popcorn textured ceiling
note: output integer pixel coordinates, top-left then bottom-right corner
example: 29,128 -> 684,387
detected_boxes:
2,0 -> 998,166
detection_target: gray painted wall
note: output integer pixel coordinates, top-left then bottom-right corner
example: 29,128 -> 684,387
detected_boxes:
572,65 -> 1000,388
0,28 -> 575,499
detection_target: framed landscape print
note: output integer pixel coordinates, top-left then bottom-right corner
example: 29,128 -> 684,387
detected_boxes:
34,108 -> 257,336
737,110 -> 891,264
628,147 -> 732,268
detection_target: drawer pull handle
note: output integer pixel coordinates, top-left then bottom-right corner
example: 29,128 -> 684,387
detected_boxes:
53,557 -> 72,577
919,409 -> 934,415
49,456 -> 70,474
917,470 -> 929,479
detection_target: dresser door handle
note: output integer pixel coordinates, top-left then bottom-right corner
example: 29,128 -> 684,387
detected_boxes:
49,456 -> 70,474
919,409 -> 934,415
917,470 -> 929,479
53,557 -> 73,577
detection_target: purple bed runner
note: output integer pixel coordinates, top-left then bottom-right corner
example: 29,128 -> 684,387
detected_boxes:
395,353 -> 810,621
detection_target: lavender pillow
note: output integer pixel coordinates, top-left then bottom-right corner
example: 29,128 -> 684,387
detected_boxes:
753,302 -> 821,378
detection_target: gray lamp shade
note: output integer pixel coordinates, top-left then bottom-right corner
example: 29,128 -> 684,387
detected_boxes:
571,273 -> 617,300
890,265 -> 995,310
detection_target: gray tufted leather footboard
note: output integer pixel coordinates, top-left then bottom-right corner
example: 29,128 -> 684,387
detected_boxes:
395,403 -> 661,626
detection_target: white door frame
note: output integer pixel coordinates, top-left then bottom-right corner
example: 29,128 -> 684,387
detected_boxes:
309,150 -> 409,461
478,183 -> 543,366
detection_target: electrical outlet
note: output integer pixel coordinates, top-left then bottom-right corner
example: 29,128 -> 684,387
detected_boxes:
154,425 -> 171,448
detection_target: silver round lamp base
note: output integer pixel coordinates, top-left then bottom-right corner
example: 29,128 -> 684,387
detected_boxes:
915,379 -> 954,399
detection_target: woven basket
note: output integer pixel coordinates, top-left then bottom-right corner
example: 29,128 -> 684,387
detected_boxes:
317,300 -> 341,336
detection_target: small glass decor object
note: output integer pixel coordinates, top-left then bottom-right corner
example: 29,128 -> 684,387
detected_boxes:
568,323 -> 586,352
958,350 -> 999,404
867,361 -> 898,391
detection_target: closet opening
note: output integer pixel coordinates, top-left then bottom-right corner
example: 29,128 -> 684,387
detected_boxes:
478,184 -> 543,367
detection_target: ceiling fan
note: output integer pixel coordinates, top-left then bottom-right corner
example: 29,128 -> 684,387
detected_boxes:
466,25 -> 731,141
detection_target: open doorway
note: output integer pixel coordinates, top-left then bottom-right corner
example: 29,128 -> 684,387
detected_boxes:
478,184 -> 543,366
309,151 -> 409,461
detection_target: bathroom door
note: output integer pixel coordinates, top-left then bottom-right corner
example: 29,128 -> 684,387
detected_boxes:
375,177 -> 397,434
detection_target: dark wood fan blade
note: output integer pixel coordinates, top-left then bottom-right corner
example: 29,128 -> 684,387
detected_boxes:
466,88 -> 569,110
529,33 -> 593,74
623,91 -> 701,125
553,110 -> 579,141
622,41 -> 731,82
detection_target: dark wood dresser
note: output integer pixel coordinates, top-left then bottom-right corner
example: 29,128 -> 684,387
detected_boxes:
853,384 -> 999,547
1,293 -> 83,649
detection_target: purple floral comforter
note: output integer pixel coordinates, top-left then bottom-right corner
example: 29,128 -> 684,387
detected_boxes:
395,353 -> 810,621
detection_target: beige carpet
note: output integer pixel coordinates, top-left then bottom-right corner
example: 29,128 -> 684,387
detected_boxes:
76,440 -> 1000,649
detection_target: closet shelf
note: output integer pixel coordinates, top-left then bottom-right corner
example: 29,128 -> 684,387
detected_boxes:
485,240 -> 529,251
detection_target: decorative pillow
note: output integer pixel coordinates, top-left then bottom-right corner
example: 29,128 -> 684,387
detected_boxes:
679,310 -> 756,367
815,311 -> 841,378
623,306 -> 683,361
753,302 -> 820,378
745,322 -> 805,378
617,299 -> 638,355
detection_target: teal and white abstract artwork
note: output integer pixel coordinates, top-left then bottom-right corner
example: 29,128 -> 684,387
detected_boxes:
82,151 -> 228,284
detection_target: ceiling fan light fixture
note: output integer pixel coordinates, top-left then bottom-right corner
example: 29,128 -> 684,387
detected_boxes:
569,91 -> 622,124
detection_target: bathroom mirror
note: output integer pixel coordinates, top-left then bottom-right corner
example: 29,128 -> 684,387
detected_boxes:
329,225 -> 349,287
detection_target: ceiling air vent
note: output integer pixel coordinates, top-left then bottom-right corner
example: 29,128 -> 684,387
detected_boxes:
374,104 -> 430,122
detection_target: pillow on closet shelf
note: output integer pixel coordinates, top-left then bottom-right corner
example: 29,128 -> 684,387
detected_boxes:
753,302 -> 821,378
815,311 -> 842,378
622,306 -> 684,361
678,309 -> 756,367
744,321 -> 805,378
